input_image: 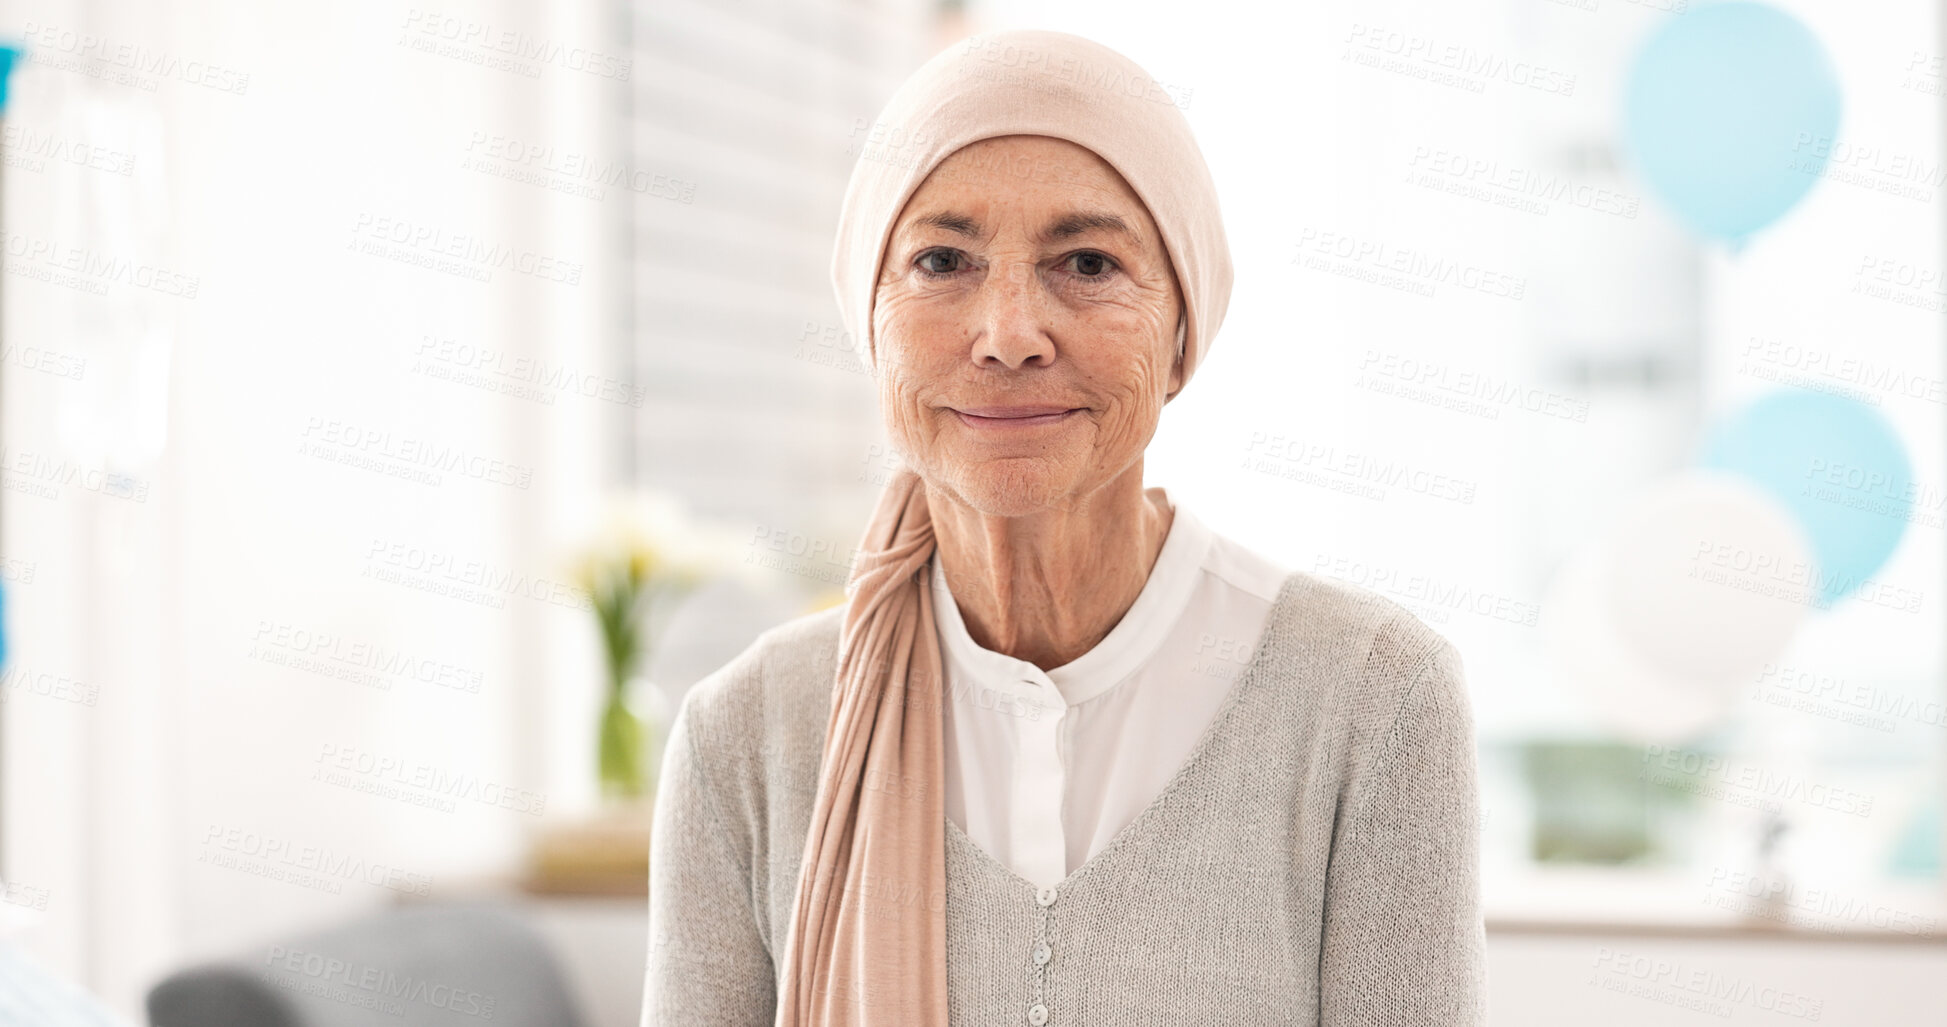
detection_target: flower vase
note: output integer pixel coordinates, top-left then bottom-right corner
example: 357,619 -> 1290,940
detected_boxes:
598,682 -> 647,803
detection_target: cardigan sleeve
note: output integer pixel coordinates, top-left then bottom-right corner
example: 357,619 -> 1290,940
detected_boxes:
1317,629 -> 1488,1026
641,691 -> 777,1027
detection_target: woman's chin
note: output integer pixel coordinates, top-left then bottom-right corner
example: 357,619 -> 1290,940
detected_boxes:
934,459 -> 1085,517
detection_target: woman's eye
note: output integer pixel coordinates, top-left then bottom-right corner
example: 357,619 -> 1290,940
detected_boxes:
914,249 -> 1116,281
917,250 -> 961,277
1070,251 -> 1115,277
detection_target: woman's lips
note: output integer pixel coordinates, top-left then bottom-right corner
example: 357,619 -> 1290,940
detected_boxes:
951,406 -> 1080,429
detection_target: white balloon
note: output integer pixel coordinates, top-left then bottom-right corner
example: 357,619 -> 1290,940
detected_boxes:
1542,541 -> 1728,743
1607,471 -> 1815,685
1541,471 -> 1814,742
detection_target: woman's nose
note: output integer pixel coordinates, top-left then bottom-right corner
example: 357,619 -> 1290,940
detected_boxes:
969,261 -> 1056,369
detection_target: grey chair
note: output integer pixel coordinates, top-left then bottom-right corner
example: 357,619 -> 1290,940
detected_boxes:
146,901 -> 588,1027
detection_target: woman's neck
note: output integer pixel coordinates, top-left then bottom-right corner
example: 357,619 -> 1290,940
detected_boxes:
926,467 -> 1173,672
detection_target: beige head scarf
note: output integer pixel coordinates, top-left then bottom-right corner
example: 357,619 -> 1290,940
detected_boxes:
776,27 -> 1234,1026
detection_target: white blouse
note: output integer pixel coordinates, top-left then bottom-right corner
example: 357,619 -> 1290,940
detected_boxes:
929,487 -> 1291,890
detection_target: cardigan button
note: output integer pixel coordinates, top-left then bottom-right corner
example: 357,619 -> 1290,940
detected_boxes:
1033,940 -> 1051,966
1035,886 -> 1057,907
1027,1003 -> 1049,1025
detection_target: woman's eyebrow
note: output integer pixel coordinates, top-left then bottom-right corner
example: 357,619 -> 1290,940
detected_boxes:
908,210 -> 983,238
902,209 -> 1137,244
1039,210 -> 1135,243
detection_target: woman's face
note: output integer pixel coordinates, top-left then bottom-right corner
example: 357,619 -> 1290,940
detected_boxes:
871,134 -> 1183,518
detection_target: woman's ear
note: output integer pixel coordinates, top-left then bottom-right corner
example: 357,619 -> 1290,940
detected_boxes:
1168,313 -> 1187,395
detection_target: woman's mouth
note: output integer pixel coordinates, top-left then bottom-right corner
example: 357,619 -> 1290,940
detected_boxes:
951,406 -> 1081,429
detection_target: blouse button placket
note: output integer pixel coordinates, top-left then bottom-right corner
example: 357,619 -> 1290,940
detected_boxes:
1027,885 -> 1057,1024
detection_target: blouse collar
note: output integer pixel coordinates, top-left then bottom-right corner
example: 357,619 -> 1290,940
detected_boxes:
928,486 -> 1213,709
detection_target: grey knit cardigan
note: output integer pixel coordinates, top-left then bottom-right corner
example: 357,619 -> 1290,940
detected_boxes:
641,566 -> 1487,1026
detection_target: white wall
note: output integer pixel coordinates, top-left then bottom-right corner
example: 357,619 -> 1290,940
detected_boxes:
0,0 -> 621,1016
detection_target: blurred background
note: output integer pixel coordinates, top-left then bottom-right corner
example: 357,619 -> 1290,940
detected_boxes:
0,0 -> 1941,1023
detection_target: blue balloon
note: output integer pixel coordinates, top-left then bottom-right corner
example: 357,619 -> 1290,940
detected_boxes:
1699,390 -> 1912,609
0,43 -> 19,116
1622,2 -> 1842,246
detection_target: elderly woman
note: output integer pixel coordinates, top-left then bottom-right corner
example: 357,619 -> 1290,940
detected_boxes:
643,28 -> 1484,1027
